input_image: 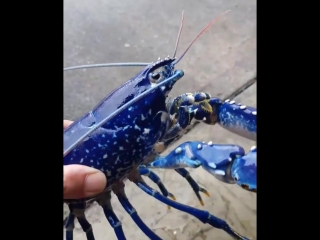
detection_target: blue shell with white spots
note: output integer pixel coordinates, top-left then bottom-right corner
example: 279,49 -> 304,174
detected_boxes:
218,100 -> 256,141
64,58 -> 184,192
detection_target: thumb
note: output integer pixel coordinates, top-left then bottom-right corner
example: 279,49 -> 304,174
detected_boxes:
64,165 -> 107,199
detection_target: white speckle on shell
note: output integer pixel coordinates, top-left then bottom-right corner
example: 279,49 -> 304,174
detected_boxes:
175,147 -> 182,154
208,141 -> 213,146
230,100 -> 235,104
250,146 -> 256,151
252,111 -> 257,115
208,162 -> 216,168
225,99 -> 230,102
214,170 -> 225,176
188,95 -> 195,104
161,112 -> 167,122
228,157 -> 232,161
103,154 -> 108,159
240,105 -> 246,109
143,128 -> 150,135
197,144 -> 202,149
199,92 -> 206,98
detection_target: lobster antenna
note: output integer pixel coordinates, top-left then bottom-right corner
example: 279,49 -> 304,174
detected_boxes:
173,10 -> 231,65
64,62 -> 150,71
172,10 -> 185,58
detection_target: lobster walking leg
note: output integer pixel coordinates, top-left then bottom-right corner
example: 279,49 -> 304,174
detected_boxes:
68,202 -> 96,240
65,213 -> 75,240
138,165 -> 176,209
97,192 -> 127,240
135,181 -> 249,240
142,150 -> 210,206
174,168 -> 210,206
113,183 -> 162,240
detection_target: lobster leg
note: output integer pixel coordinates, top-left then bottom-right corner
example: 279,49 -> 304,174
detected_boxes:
142,150 -> 209,206
65,212 -> 75,240
96,191 -> 127,240
174,168 -> 210,206
138,165 -> 176,209
68,202 -> 96,240
113,182 -> 162,240
135,180 -> 249,240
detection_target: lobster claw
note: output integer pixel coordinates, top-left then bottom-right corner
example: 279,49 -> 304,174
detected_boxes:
188,142 -> 256,193
231,146 -> 257,192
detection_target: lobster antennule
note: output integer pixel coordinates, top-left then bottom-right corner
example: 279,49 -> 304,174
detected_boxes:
173,10 -> 231,65
172,10 -> 185,58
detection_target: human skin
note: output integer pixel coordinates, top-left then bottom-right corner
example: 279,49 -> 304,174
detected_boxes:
63,120 -> 107,199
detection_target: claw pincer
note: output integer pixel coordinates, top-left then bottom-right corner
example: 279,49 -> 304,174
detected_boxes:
231,146 -> 256,192
148,141 -> 256,193
193,142 -> 256,192
165,92 -> 256,142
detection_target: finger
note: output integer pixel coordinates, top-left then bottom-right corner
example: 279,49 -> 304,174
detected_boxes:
64,120 -> 74,129
64,165 -> 107,199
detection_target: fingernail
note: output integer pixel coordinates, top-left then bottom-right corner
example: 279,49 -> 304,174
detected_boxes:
84,172 -> 106,196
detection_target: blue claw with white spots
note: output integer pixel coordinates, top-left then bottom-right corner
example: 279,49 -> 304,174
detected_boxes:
147,141 -> 257,193
164,92 -> 256,144
148,145 -> 202,169
168,93 -> 256,141
231,146 -> 256,192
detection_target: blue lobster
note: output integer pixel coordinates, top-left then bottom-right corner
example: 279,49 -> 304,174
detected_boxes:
64,11 -> 256,240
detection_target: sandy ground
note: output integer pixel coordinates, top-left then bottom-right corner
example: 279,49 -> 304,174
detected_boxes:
64,0 -> 256,239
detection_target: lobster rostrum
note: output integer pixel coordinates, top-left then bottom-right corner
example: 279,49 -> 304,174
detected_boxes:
64,11 -> 256,240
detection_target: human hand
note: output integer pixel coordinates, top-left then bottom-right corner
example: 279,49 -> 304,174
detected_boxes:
64,120 -> 107,199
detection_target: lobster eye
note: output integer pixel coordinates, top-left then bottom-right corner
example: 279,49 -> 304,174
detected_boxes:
151,72 -> 161,80
148,71 -> 164,84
